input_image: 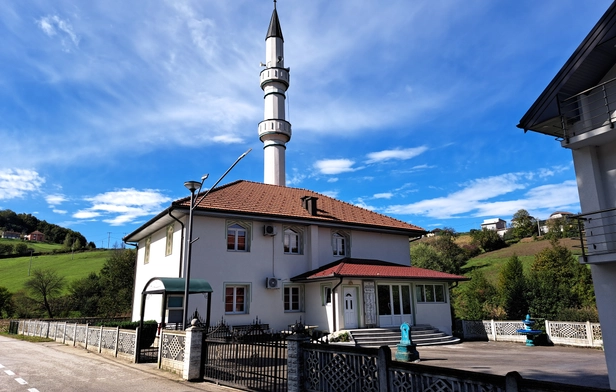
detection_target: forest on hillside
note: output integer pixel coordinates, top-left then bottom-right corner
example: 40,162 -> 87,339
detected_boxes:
0,209 -> 88,247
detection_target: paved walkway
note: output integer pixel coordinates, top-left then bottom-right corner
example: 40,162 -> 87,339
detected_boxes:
403,341 -> 610,389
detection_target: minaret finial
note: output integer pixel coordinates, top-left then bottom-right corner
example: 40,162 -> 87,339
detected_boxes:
273,0 -> 276,10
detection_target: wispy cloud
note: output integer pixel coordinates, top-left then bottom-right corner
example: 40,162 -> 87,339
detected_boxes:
365,146 -> 428,164
45,194 -> 67,207
74,189 -> 172,226
314,159 -> 358,175
0,169 -> 45,200
385,170 -> 576,220
36,15 -> 80,51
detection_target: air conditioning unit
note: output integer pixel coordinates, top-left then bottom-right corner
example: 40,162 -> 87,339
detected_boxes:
266,277 -> 281,289
263,224 -> 277,236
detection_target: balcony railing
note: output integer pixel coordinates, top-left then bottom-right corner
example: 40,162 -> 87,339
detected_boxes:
569,207 -> 616,262
558,77 -> 616,141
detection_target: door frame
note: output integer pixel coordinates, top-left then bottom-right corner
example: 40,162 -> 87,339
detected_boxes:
342,286 -> 359,329
376,282 -> 415,327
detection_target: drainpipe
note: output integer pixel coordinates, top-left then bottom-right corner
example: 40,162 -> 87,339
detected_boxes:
168,208 -> 185,278
332,277 -> 344,332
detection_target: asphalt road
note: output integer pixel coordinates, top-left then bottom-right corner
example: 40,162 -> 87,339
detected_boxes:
0,335 -> 236,392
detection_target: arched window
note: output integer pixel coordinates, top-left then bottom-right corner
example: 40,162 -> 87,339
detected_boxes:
283,227 -> 302,254
332,231 -> 350,257
227,222 -> 251,251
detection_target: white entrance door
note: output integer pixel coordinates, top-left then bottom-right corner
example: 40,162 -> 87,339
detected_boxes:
343,287 -> 358,329
377,284 -> 413,327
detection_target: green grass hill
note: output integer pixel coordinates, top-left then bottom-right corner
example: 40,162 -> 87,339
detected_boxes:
0,238 -> 65,254
0,250 -> 113,293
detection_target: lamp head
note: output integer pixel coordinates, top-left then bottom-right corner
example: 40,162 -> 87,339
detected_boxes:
201,174 -> 209,181
184,181 -> 201,193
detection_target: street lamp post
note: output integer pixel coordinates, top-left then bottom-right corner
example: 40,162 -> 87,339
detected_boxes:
181,148 -> 252,329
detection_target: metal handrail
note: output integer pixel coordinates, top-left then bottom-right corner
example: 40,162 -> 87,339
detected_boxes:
568,207 -> 616,262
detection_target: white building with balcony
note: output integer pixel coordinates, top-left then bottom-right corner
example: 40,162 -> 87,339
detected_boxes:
518,3 -> 616,387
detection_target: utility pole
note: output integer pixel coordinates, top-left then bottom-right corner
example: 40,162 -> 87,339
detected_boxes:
107,232 -> 111,249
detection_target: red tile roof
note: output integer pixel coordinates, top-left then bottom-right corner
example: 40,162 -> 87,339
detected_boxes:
173,180 -> 425,234
291,258 -> 469,282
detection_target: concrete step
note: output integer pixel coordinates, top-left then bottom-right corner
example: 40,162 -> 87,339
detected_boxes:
348,326 -> 460,347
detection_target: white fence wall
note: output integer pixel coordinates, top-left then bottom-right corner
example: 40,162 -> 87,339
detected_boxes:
461,319 -> 603,348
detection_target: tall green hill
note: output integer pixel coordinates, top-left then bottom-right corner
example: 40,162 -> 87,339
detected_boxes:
0,250 -> 112,293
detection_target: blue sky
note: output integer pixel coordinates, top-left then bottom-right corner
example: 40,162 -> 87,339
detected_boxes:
0,0 -> 610,247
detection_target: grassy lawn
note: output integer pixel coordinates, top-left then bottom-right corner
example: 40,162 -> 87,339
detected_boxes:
0,238 -> 64,254
0,250 -> 112,293
461,237 -> 582,284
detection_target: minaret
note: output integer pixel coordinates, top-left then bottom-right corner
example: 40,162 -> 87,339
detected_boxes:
259,1 -> 291,186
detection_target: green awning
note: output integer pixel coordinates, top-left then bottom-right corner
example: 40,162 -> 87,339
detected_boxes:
142,277 -> 213,295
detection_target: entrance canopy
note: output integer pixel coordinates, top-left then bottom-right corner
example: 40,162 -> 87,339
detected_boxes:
142,277 -> 213,295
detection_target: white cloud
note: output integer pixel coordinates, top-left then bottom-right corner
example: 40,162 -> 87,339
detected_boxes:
320,190 -> 339,199
74,188 -> 172,226
314,159 -> 357,175
53,209 -> 68,214
0,169 -> 45,200
365,146 -> 428,164
374,192 -> 393,199
46,193 -> 67,207
36,15 -> 80,51
384,171 -> 576,220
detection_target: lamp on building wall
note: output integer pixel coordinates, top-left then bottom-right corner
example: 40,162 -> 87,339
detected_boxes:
181,149 -> 252,329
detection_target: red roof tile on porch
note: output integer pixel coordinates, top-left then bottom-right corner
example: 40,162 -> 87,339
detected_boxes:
291,258 -> 469,282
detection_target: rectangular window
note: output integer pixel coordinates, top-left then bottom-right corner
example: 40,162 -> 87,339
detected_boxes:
416,284 -> 446,303
284,228 -> 301,254
167,295 -> 183,323
144,237 -> 151,264
165,224 -> 174,256
322,285 -> 332,306
332,232 -> 349,256
225,285 -> 249,314
284,285 -> 303,312
227,223 -> 249,251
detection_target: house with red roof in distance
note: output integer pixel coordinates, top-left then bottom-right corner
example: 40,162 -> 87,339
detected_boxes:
124,3 -> 468,342
25,230 -> 44,242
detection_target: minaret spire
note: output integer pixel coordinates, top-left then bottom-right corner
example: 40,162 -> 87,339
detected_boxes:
259,2 -> 291,186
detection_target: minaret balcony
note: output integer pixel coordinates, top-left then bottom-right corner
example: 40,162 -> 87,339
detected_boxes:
258,119 -> 292,141
570,207 -> 616,264
260,67 -> 290,89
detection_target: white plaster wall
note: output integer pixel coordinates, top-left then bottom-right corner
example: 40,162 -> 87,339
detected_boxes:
131,222 -> 184,321
591,262 -> 616,388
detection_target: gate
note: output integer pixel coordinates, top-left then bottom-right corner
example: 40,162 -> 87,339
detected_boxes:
203,319 -> 288,392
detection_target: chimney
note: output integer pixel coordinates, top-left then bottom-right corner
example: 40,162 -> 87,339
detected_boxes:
301,196 -> 318,216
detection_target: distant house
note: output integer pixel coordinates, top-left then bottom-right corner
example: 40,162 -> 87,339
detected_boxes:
539,211 -> 574,235
1,231 -> 21,240
25,231 -> 45,242
480,218 -> 508,237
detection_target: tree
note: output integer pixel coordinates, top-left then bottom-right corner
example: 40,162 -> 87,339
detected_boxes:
511,209 -> 537,239
14,243 -> 28,255
0,287 -> 14,318
452,270 -> 498,320
470,228 -> 507,252
410,243 -> 442,270
497,255 -> 527,320
527,240 -> 595,319
24,269 -> 65,318
69,272 -> 102,317
0,243 -> 14,255
98,249 -> 136,316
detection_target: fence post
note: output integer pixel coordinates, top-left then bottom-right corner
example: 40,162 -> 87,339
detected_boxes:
134,327 -> 140,363
377,346 -> 391,391
491,319 -> 497,341
505,371 -> 522,392
73,323 -> 77,346
63,322 -> 67,344
183,321 -> 204,381
85,324 -> 90,350
287,334 -> 310,392
99,325 -> 103,353
114,326 -> 120,357
587,321 -> 593,347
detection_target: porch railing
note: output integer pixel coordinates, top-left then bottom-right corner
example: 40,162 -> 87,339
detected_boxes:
559,77 -> 616,141
568,207 -> 616,262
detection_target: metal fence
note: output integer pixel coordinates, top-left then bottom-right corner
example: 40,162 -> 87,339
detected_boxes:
203,319 -> 288,392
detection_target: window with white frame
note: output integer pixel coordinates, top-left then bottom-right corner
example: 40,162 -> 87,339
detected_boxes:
166,295 -> 183,323
224,284 -> 249,314
283,227 -> 302,254
416,284 -> 446,303
321,285 -> 332,306
165,224 -> 174,256
144,236 -> 151,264
332,231 -> 350,257
227,221 -> 251,252
284,285 -> 303,312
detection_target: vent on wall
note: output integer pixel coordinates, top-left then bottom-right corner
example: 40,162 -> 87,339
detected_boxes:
263,224 -> 277,236
266,277 -> 281,289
